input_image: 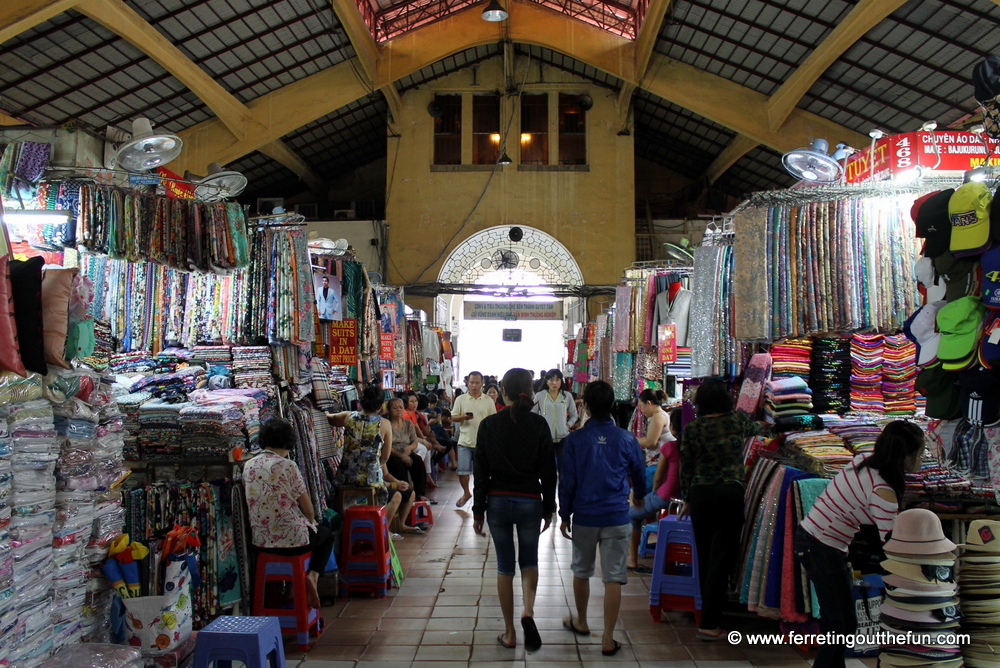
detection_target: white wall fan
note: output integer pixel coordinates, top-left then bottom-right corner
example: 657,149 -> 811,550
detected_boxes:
184,162 -> 247,201
104,118 -> 183,172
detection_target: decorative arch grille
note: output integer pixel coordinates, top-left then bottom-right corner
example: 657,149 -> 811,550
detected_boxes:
437,225 -> 584,286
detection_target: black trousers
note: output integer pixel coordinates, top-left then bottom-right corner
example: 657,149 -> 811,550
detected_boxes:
794,526 -> 856,668
687,483 -> 744,631
258,525 -> 335,576
432,439 -> 455,464
386,452 -> 427,498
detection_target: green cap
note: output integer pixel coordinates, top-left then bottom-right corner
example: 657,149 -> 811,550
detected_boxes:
936,296 -> 985,363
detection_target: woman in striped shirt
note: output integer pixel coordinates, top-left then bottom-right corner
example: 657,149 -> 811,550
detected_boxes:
795,421 -> 925,668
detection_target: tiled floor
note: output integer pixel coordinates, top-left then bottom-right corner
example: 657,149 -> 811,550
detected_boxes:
280,471 -> 880,668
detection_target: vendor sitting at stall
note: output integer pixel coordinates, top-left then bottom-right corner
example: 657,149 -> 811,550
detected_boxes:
795,420 -> 925,668
244,417 -> 337,610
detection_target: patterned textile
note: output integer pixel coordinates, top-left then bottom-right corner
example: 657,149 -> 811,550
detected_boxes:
612,286 -> 632,351
334,411 -> 387,504
243,451 -> 311,548
690,245 -> 723,378
679,411 -> 760,496
612,352 -> 633,401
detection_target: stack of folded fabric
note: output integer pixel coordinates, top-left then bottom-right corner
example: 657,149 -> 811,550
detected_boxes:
137,399 -> 190,459
232,346 -> 276,402
764,376 -> 814,423
883,334 -> 919,415
191,345 -> 233,371
959,519 -> 1000,667
114,391 -> 153,460
108,352 -> 173,375
179,393 -> 246,457
770,338 -> 813,379
851,334 -> 886,412
193,388 -> 266,451
827,421 -> 882,456
880,509 -> 963,668
128,367 -> 206,400
810,337 -> 852,414
782,430 -> 854,475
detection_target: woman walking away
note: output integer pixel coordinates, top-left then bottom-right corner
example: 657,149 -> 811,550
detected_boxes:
473,368 -> 557,652
678,381 -> 759,640
532,368 -> 579,460
627,405 -> 681,572
796,421 -> 925,668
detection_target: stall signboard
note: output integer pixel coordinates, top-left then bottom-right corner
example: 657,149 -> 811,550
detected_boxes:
658,324 -> 677,363
329,319 -> 358,366
845,131 -> 1000,182
464,301 -> 564,320
380,332 -> 394,360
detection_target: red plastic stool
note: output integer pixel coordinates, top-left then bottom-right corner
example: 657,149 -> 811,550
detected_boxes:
251,551 -> 322,650
341,505 -> 391,597
408,500 -> 434,528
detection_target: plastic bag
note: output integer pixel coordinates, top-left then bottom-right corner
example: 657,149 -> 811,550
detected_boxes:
50,643 -> 142,668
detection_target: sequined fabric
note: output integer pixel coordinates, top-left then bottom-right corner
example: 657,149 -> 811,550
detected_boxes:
690,246 -> 723,378
612,286 -> 632,351
613,352 -> 633,401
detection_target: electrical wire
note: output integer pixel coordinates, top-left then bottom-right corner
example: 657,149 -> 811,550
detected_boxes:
404,45 -> 532,286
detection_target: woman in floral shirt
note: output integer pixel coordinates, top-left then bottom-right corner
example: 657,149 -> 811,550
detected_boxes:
245,417 -> 337,609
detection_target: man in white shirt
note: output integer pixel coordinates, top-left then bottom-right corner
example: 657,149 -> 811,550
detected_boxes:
451,371 -> 497,507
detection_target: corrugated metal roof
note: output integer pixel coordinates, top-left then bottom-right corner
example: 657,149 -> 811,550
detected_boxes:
283,93 -> 388,180
228,150 -> 303,197
396,44 -> 503,92
716,145 -> 796,198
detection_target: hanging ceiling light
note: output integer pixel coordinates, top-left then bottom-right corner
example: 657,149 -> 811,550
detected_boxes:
781,138 -> 843,183
498,151 -> 513,165
481,0 -> 508,21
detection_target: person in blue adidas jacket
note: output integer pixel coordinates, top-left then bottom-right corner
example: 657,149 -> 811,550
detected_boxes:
558,380 -> 647,657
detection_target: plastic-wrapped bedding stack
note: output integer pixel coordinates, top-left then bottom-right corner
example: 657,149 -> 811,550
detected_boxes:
882,334 -> 918,415
809,337 -> 852,413
80,380 -> 125,644
850,334 -> 885,412
137,399 -> 190,460
8,399 -> 58,667
0,406 -> 15,665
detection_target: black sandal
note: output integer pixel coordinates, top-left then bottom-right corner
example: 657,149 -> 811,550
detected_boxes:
497,634 -> 515,648
628,565 -> 652,574
521,617 -> 542,651
563,617 -> 590,636
602,640 -> 623,656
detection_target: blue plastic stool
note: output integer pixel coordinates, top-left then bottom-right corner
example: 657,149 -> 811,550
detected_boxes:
639,522 -> 658,558
193,615 -> 285,668
648,515 -> 701,624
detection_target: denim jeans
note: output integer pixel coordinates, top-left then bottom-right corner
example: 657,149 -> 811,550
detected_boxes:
486,496 -> 544,575
794,525 -> 856,668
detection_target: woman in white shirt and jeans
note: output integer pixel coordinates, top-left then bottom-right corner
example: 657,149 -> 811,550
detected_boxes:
532,369 -> 579,459
794,421 -> 925,668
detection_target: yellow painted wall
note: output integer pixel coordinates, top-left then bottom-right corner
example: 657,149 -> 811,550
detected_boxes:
386,55 -> 635,311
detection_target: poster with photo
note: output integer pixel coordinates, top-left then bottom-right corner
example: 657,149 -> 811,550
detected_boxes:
380,303 -> 396,333
314,272 -> 342,321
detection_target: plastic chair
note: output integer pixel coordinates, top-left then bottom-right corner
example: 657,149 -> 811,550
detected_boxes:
648,515 -> 701,624
336,487 -> 377,513
251,552 -> 321,650
193,615 -> 285,668
408,500 -> 434,528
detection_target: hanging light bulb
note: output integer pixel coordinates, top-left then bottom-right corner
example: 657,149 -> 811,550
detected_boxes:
498,151 -> 513,165
482,0 -> 508,21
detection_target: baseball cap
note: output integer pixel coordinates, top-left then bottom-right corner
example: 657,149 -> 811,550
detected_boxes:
981,313 -> 1000,369
983,245 -> 1000,309
934,252 -> 981,302
911,191 -> 938,236
959,369 -> 1000,427
915,364 -> 961,420
917,189 -> 954,258
973,55 -> 1000,103
915,257 -> 947,303
949,182 -> 993,258
937,296 -> 986,366
906,301 -> 946,367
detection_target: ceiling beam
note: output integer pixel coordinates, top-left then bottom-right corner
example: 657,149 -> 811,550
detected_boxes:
258,140 -> 327,194
330,0 -> 379,83
71,0 -> 326,190
765,0 -> 908,132
634,0 -> 672,82
75,0 -> 252,139
171,0 -> 865,174
0,0 -> 79,45
703,134 -> 759,185
615,83 -> 635,131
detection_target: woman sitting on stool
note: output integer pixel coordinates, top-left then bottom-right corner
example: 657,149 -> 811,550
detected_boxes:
244,417 -> 337,609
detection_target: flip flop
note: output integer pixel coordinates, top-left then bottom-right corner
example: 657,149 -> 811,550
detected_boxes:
497,634 -> 515,648
628,565 -> 651,574
601,640 -> 623,656
390,533 -> 404,541
428,499 -> 439,505
563,618 -> 590,636
698,629 -> 725,641
521,617 -> 542,651
456,496 -> 471,507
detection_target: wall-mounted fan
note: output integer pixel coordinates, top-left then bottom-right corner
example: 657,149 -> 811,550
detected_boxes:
491,249 -> 519,269
781,138 -> 843,183
107,118 -> 183,172
184,162 -> 247,201
663,242 -> 693,264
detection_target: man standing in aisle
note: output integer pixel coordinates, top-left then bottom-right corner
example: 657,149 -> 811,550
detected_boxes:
452,371 -> 496,507
559,380 -> 646,657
